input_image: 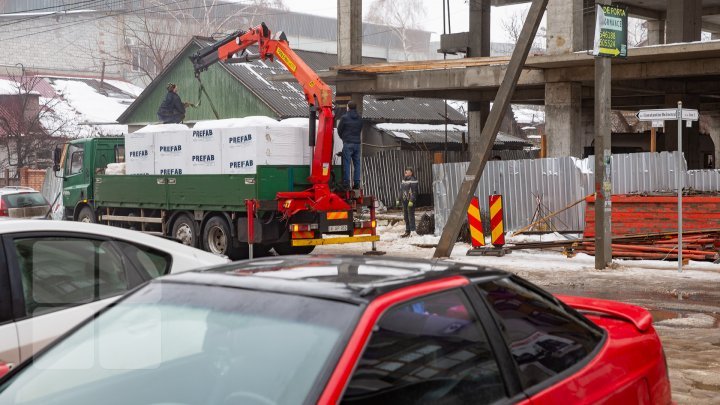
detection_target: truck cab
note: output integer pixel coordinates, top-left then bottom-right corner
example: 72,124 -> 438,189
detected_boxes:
55,137 -> 124,221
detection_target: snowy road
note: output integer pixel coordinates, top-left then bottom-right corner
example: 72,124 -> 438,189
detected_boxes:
314,223 -> 720,403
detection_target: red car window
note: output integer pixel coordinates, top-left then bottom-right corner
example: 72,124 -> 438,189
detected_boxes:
341,289 -> 506,405
477,277 -> 604,391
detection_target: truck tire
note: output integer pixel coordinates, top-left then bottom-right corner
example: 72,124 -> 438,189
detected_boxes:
77,206 -> 96,223
273,241 -> 316,256
171,214 -> 199,248
203,216 -> 248,260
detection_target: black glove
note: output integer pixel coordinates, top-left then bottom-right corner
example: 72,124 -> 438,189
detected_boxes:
335,151 -> 343,157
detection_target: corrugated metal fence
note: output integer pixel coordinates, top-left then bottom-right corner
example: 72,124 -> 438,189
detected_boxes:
363,149 -> 538,206
432,151 -> 720,235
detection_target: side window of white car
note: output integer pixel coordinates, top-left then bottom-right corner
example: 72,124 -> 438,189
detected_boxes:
12,237 -> 129,318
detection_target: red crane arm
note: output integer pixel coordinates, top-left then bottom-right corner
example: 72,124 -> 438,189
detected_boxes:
190,22 -> 338,189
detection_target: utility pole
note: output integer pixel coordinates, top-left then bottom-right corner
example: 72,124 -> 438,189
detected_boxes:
434,0 -> 549,258
592,1 -> 627,269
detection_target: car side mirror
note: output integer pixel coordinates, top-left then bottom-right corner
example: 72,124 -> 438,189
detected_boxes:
52,146 -> 61,172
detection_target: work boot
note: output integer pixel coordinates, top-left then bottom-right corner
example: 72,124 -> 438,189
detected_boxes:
353,183 -> 361,190
401,231 -> 410,238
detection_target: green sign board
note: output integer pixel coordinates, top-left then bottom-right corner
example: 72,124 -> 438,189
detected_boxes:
593,4 -> 628,58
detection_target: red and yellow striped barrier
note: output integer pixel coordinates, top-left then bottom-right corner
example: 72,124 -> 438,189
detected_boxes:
489,194 -> 505,247
467,197 -> 485,248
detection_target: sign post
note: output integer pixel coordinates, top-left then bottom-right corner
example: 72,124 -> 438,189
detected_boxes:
592,2 -> 626,270
636,105 -> 699,272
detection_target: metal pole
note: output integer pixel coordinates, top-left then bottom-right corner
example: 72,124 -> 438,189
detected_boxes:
433,0 -> 549,258
677,101 -> 683,272
594,54 -> 612,269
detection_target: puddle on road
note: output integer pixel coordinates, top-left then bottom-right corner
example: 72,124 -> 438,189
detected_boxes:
548,286 -> 720,329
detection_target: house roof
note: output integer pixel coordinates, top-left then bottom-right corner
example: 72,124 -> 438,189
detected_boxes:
375,123 -> 531,146
119,38 -> 466,125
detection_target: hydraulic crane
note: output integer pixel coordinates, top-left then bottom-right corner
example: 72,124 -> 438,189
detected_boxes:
190,22 -> 352,215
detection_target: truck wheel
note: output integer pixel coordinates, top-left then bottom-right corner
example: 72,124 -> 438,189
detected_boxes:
203,216 -> 248,260
172,214 -> 198,248
273,241 -> 315,256
77,207 -> 96,223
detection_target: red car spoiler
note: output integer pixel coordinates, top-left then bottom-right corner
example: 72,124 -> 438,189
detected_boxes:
556,294 -> 653,332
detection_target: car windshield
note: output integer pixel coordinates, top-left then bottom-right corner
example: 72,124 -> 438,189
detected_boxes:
3,192 -> 47,208
0,282 -> 359,405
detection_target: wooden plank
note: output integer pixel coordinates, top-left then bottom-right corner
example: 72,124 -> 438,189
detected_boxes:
335,56 -> 512,74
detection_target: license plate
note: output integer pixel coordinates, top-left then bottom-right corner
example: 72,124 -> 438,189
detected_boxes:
328,225 -> 348,232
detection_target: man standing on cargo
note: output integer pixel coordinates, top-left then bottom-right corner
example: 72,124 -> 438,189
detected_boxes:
337,101 -> 363,190
157,83 -> 190,124
397,167 -> 418,238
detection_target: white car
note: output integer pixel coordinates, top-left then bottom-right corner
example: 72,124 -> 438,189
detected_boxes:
0,220 -> 228,371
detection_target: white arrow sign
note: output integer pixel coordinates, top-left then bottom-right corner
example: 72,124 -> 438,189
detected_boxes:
637,108 -> 699,121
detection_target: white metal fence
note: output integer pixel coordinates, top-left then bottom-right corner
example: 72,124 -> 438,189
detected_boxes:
432,151 -> 720,235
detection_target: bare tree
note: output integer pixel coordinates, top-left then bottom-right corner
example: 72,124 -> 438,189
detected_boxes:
365,0 -> 427,60
627,17 -> 647,47
0,70 -> 68,172
92,0 -> 287,85
499,6 -> 546,53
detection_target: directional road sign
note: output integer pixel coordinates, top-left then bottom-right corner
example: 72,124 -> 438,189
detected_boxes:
593,5 -> 628,58
636,108 -> 699,122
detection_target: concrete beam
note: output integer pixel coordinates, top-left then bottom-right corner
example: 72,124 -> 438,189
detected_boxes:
615,2 -> 665,20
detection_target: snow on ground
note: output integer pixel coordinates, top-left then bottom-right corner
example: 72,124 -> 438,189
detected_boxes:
320,221 -> 720,283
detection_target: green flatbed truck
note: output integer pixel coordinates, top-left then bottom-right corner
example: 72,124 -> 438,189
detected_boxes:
54,137 -> 379,259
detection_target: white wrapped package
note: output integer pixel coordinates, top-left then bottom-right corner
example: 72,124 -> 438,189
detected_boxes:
105,163 -> 125,175
280,119 -> 343,166
220,127 -> 259,174
187,127 -> 222,174
154,130 -> 189,175
136,123 -> 189,133
125,132 -> 154,175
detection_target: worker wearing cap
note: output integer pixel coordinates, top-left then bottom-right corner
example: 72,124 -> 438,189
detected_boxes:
157,83 -> 190,124
337,100 -> 363,190
397,167 -> 419,238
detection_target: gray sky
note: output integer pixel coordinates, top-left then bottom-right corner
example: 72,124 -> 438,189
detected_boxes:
280,0 -> 536,43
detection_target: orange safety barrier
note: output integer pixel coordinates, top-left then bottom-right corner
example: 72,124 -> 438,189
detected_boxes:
489,194 -> 505,247
467,197 -> 485,248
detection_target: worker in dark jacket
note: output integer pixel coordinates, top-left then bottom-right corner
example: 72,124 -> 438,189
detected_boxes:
397,167 -> 419,238
337,100 -> 363,189
157,83 -> 189,124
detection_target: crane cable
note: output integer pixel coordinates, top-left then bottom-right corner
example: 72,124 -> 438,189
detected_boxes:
192,73 -> 221,120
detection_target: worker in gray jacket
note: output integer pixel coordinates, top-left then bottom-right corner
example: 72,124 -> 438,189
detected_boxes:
397,167 -> 419,238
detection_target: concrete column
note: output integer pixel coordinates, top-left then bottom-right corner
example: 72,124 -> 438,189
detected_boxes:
545,82 -> 583,157
467,0 -> 491,155
647,20 -> 666,45
546,0 -> 584,55
337,0 -> 362,66
666,0 -> 702,44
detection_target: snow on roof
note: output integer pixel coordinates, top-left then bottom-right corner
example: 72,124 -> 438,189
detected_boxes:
512,105 -> 545,124
0,79 -> 40,96
46,78 -> 140,136
105,80 -> 144,98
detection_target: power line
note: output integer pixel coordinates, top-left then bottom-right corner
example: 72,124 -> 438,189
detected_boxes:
0,0 -> 109,29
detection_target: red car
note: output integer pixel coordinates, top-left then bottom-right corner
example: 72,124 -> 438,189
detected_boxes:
0,256 -> 672,404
